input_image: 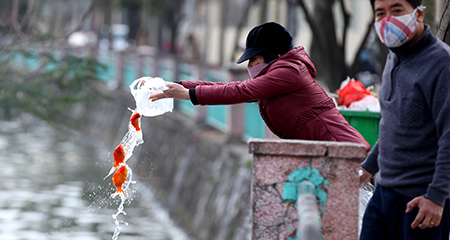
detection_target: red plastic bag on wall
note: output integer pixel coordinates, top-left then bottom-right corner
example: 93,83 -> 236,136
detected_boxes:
338,79 -> 371,107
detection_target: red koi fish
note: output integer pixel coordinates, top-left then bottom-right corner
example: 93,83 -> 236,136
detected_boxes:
112,165 -> 128,196
104,144 -> 127,179
130,112 -> 141,131
113,144 -> 126,168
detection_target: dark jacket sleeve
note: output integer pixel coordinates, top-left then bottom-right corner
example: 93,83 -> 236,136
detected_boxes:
189,89 -> 199,105
424,64 -> 450,206
361,141 -> 379,176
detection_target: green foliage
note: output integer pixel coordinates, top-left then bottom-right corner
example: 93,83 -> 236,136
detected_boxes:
242,159 -> 253,169
0,47 -> 106,127
0,0 -> 109,128
206,172 -> 216,183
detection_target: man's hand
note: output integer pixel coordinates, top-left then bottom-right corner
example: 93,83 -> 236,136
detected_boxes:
150,82 -> 190,101
406,196 -> 444,229
359,167 -> 373,187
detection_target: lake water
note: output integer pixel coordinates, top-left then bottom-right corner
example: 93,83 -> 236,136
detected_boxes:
0,117 -> 190,240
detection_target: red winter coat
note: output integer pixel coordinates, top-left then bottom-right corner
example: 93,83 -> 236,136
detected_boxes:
180,47 -> 370,151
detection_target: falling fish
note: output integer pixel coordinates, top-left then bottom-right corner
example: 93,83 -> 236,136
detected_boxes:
126,109 -> 144,146
112,165 -> 128,197
104,144 -> 127,179
130,112 -> 141,131
113,144 -> 126,167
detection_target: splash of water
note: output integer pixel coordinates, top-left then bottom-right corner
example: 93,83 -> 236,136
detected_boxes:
111,194 -> 127,240
111,166 -> 136,240
109,114 -> 141,240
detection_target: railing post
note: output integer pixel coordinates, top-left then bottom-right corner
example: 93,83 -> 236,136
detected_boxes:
135,45 -> 156,78
115,50 -> 125,89
249,139 -> 367,240
194,64 -> 207,123
227,65 -> 248,142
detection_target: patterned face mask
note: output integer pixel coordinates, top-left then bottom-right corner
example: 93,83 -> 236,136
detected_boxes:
247,62 -> 270,79
374,7 -> 424,48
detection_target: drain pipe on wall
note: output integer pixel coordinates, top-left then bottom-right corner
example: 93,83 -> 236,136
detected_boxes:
297,180 -> 321,240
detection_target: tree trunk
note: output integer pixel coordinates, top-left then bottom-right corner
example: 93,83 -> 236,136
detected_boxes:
127,2 -> 141,42
231,0 -> 256,62
349,22 -> 373,77
437,0 -> 450,44
298,0 -> 347,92
219,0 -> 229,65
168,1 -> 183,55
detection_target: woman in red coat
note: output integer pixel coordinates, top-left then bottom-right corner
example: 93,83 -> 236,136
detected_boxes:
150,22 -> 370,151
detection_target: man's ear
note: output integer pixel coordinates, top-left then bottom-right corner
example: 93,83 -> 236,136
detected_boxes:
416,5 -> 425,22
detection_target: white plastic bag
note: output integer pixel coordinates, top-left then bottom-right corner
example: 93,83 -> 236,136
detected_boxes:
348,95 -> 380,112
359,181 -> 375,235
129,77 -> 173,117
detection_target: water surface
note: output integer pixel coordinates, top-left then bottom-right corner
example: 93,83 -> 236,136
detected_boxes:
0,118 -> 188,240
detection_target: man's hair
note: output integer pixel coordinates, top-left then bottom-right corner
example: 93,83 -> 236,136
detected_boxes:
370,0 -> 422,9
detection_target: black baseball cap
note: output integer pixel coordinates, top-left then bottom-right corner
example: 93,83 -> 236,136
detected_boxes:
236,22 -> 293,64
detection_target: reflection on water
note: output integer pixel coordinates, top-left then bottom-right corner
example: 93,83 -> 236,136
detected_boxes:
0,118 -> 189,240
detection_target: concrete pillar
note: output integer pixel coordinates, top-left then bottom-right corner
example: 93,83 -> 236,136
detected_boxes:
227,103 -> 245,142
248,139 -> 367,240
227,66 -> 248,142
192,65 -> 207,124
136,45 -> 157,77
115,50 -> 125,89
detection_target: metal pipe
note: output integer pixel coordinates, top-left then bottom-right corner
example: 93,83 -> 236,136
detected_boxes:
297,180 -> 321,240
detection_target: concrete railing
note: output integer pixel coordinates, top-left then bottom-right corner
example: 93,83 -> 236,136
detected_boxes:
248,138 -> 368,240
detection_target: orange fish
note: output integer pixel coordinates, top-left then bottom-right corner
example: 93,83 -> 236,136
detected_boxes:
130,112 -> 141,131
112,165 -> 128,196
104,144 -> 127,179
113,144 -> 126,168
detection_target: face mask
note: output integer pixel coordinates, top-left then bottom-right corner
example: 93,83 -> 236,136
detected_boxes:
248,62 -> 270,79
374,7 -> 423,48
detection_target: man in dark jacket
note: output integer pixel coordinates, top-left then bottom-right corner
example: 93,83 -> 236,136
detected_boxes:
150,22 -> 370,150
359,0 -> 450,239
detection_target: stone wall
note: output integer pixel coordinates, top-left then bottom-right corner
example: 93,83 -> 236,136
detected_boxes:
69,87 -> 253,240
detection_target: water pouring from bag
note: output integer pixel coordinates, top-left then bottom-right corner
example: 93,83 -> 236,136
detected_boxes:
107,76 -> 174,240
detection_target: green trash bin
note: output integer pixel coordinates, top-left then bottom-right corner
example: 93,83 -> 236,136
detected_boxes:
339,110 -> 380,148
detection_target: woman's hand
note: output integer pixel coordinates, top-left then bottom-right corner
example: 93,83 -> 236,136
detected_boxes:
149,82 -> 190,101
